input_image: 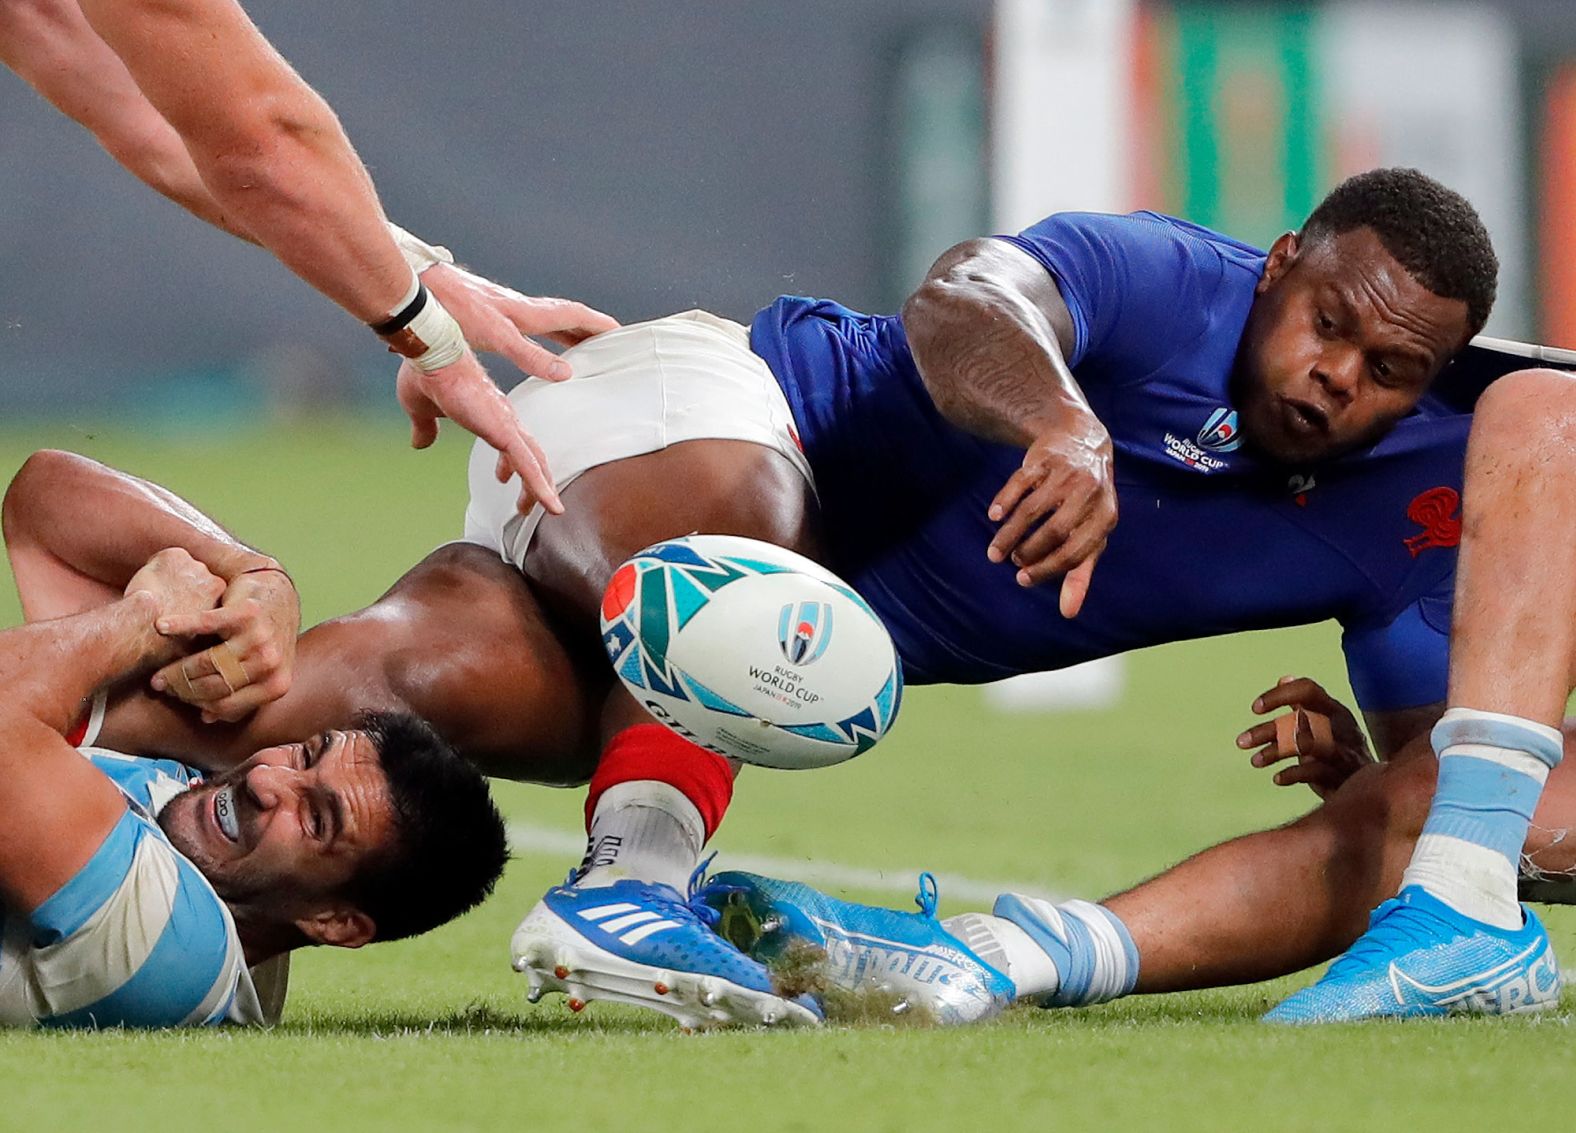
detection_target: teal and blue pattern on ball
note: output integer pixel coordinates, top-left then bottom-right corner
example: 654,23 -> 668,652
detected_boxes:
599,537 -> 902,749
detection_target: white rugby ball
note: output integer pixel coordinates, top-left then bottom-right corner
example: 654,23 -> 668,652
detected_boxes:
599,535 -> 902,769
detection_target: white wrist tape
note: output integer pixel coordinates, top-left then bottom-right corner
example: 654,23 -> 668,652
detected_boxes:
387,223 -> 455,274
402,292 -> 467,372
373,268 -> 468,372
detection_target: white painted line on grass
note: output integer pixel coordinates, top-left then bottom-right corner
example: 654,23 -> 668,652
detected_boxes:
506,821 -> 1066,904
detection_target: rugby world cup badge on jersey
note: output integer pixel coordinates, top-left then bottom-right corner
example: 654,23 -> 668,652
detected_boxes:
599,535 -> 902,770
1162,407 -> 1241,472
1196,407 -> 1242,452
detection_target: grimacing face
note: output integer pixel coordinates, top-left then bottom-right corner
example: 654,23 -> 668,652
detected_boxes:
158,729 -> 398,946
1232,225 -> 1473,466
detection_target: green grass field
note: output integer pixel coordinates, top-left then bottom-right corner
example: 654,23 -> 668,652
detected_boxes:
0,420 -> 1570,1133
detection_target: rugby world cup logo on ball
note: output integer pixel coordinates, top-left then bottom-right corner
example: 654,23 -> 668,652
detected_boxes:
599,535 -> 902,770
778,601 -> 832,666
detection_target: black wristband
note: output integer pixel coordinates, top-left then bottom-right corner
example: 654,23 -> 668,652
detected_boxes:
370,282 -> 429,337
237,563 -> 293,587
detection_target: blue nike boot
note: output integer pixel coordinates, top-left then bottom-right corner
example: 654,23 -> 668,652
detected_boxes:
1265,885 -> 1563,1023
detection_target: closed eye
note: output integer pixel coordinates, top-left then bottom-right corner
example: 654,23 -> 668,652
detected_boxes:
303,732 -> 333,768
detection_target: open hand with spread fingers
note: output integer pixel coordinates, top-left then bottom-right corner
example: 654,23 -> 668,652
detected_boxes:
399,266 -> 620,519
396,353 -> 567,517
1235,675 -> 1375,797
420,262 -> 619,372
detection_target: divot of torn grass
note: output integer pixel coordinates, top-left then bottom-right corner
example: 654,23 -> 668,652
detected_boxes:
765,939 -> 938,1027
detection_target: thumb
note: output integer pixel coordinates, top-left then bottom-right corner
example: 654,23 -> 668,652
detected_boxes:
155,610 -> 224,637
408,411 -> 439,450
1058,555 -> 1098,619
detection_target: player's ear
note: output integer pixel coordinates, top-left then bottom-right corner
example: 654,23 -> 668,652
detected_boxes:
295,905 -> 375,949
1257,231 -> 1301,293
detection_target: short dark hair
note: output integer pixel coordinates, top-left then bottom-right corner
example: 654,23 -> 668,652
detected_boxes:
1301,167 -> 1498,336
344,710 -> 509,943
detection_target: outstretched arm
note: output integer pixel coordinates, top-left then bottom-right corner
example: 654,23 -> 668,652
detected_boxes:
5,0 -> 619,511
0,0 -> 251,237
0,0 -> 619,377
901,239 -> 1115,614
72,0 -> 417,328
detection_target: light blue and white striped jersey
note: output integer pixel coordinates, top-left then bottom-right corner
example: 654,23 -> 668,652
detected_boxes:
0,744 -> 261,1029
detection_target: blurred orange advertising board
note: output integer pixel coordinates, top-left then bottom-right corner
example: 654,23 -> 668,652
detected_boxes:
1542,65 -> 1576,350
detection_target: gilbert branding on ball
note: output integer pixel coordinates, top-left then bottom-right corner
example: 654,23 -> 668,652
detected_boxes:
599,535 -> 902,769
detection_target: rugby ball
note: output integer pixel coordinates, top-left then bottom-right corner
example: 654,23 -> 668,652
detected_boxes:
599,535 -> 902,769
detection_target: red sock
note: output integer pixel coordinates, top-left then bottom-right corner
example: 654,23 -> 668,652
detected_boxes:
584,724 -> 736,840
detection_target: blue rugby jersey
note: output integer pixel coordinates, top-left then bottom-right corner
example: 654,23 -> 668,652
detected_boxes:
0,749 -> 260,1029
752,211 -> 1479,713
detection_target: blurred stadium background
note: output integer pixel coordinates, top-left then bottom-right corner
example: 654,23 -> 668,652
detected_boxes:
6,0 -> 1576,418
3,2 -> 1576,1129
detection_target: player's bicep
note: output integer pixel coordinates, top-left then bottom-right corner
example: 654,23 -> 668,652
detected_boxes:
3,452 -> 124,619
917,238 -> 1077,361
0,718 -> 129,913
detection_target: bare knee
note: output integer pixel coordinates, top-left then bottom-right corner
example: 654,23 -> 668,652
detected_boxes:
1474,368 -> 1576,449
1281,750 -> 1438,910
1319,748 -> 1436,842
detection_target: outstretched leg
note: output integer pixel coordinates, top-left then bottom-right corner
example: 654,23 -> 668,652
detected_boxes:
1267,368 -> 1576,1021
508,437 -> 825,1029
698,722 -> 1576,1022
1108,729 -> 1576,993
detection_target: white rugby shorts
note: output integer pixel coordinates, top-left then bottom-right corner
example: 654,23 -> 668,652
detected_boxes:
462,309 -> 815,569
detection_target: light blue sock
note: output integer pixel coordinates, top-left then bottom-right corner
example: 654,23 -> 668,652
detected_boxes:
1402,708 -> 1564,928
989,895 -> 1139,1006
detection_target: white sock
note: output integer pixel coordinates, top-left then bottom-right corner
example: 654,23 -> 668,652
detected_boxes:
942,913 -> 1060,998
576,781 -> 704,891
1401,833 -> 1523,929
